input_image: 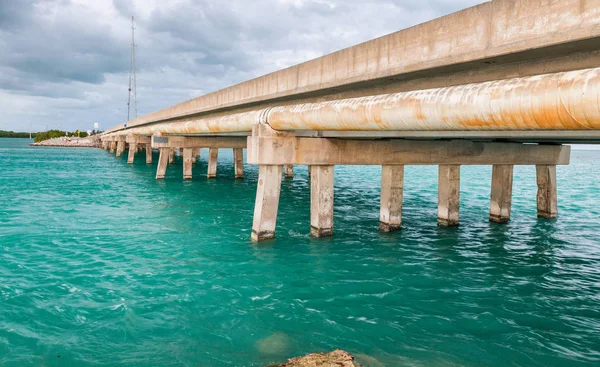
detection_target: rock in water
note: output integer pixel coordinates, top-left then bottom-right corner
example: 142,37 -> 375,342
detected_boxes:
256,332 -> 292,356
267,349 -> 359,367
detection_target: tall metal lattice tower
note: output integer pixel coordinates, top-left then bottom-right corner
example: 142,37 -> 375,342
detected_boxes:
127,16 -> 138,121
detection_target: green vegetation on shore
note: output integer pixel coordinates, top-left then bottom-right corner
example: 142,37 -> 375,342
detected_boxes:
33,130 -> 90,142
2,130 -> 102,141
0,130 -> 32,138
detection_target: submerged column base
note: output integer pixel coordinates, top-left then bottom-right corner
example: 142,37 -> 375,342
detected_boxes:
284,165 -> 294,178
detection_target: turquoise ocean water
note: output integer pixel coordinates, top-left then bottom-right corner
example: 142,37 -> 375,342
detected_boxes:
1,138 -> 599,366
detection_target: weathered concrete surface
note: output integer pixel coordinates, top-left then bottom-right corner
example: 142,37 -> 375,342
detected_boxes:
248,134 -> 571,166
379,165 -> 404,232
168,148 -> 175,164
207,148 -> 218,178
536,164 -> 558,219
127,136 -> 138,164
234,148 -> 244,178
151,136 -> 247,149
183,148 -> 193,180
105,0 -> 600,135
252,165 -> 283,241
490,164 -> 514,223
310,165 -> 334,237
156,148 -> 169,180
116,141 -> 125,157
145,143 -> 152,164
268,350 -> 358,367
438,165 -> 461,226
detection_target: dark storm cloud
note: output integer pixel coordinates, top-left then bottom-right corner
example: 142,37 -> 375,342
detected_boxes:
0,0 -> 486,132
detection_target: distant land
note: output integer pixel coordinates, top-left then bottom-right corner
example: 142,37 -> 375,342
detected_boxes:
0,130 -> 101,142
0,130 -> 32,138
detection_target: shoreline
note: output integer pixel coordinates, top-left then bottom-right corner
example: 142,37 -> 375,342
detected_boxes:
30,136 -> 100,148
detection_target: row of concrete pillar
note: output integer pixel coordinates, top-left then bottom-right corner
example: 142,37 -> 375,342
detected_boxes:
101,131 -> 565,242
155,147 -> 242,180
250,163 -> 558,241
101,140 -> 295,182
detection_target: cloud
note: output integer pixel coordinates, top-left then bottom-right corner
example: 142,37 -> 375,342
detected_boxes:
0,0 -> 485,132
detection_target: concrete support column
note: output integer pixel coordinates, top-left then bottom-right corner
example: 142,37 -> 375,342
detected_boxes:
438,165 -> 460,226
308,165 -> 312,178
251,165 -> 283,241
192,148 -> 200,164
207,148 -> 218,178
145,143 -> 152,164
169,148 -> 175,164
490,165 -> 514,223
379,165 -> 404,232
127,143 -> 137,164
233,148 -> 244,178
536,165 -> 558,219
156,148 -> 170,180
310,165 -> 334,237
284,165 -> 294,178
183,148 -> 193,180
110,141 -> 116,153
116,141 -> 125,157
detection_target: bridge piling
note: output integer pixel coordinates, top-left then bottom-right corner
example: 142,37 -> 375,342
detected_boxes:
234,148 -> 244,178
145,143 -> 152,164
379,165 -> 404,232
207,148 -> 218,178
438,165 -> 461,227
192,149 -> 200,164
156,148 -> 170,179
490,165 -> 514,223
183,148 -> 193,180
116,139 -> 125,157
310,165 -> 335,237
127,137 -> 138,164
251,165 -> 283,241
168,148 -> 175,164
536,165 -> 558,219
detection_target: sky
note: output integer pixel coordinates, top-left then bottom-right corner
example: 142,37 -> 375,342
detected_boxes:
0,0 -> 487,133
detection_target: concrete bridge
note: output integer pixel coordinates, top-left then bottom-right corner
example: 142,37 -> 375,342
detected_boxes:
101,0 -> 600,241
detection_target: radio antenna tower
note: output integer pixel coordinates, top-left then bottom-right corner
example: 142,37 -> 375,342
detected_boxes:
127,16 -> 138,121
